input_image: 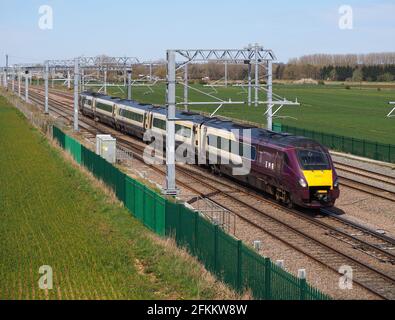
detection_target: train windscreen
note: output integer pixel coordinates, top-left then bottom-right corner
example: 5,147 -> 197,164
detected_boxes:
296,149 -> 330,170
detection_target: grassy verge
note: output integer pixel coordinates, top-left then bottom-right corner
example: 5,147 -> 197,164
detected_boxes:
0,95 -> 236,300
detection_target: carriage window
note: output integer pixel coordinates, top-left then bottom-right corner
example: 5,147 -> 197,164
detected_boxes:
219,138 -> 230,151
121,109 -> 144,123
242,144 -> 256,161
153,118 -> 166,130
96,102 -> 113,113
230,141 -> 256,160
207,135 -> 219,148
175,125 -> 192,138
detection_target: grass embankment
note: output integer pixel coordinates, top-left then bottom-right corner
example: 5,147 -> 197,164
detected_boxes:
86,82 -> 394,145
0,95 -> 234,300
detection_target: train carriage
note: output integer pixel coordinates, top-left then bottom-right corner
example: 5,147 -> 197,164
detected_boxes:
114,100 -> 150,139
79,92 -> 340,209
94,97 -> 116,127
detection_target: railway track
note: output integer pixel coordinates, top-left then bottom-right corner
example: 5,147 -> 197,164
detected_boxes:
21,86 -> 395,299
334,162 -> 395,187
334,162 -> 395,202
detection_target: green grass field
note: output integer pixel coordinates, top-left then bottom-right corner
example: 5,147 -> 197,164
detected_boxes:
0,96 -> 232,300
96,83 -> 395,145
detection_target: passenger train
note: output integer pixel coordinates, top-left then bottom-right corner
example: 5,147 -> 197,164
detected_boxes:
80,92 -> 340,209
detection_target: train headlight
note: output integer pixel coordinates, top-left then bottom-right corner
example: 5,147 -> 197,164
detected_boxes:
299,178 -> 308,188
334,178 -> 339,188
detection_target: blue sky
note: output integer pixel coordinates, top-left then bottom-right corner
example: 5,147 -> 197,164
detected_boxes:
0,0 -> 394,65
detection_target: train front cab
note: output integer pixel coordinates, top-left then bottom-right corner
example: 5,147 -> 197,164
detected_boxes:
293,148 -> 340,209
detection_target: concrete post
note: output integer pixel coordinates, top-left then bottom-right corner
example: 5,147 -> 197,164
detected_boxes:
298,269 -> 306,279
224,61 -> 228,87
5,54 -> 8,91
67,70 -> 71,89
164,50 -> 178,195
255,46 -> 259,107
184,63 -> 188,111
12,69 -> 15,92
248,62 -> 252,106
18,72 -> 21,97
73,58 -> 79,132
253,240 -> 262,252
25,72 -> 29,103
127,69 -> 132,100
44,62 -> 49,114
267,60 -> 273,131
81,69 -> 85,92
104,68 -> 107,94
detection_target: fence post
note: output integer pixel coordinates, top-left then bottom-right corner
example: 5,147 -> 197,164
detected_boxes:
298,269 -> 307,300
300,278 -> 307,300
143,186 -> 147,225
342,136 -> 345,151
363,140 -> 366,157
237,240 -> 243,293
177,204 -> 182,244
375,142 -> 378,160
194,212 -> 198,255
264,257 -> 272,300
214,225 -> 219,273
153,193 -> 157,234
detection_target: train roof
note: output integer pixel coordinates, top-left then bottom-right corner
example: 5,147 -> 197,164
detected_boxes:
82,91 -> 156,112
82,92 -> 209,123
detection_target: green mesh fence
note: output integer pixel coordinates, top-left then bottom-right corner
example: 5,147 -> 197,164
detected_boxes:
125,176 -> 166,236
53,126 -> 65,149
80,145 -> 126,203
274,123 -> 395,163
195,217 -> 216,273
216,231 -> 240,290
53,126 -> 330,300
240,244 -> 267,298
65,135 -> 81,164
164,202 -> 331,300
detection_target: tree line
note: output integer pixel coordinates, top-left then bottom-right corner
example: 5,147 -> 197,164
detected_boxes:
97,53 -> 395,82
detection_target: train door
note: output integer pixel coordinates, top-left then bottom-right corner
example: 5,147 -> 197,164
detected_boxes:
92,99 -> 97,119
281,152 -> 294,191
145,112 -> 151,130
201,126 -> 208,164
275,152 -> 283,176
